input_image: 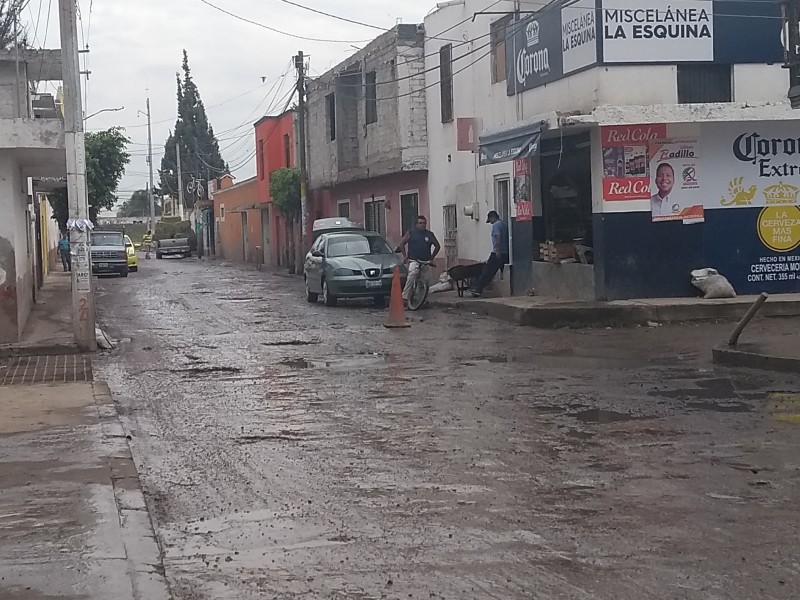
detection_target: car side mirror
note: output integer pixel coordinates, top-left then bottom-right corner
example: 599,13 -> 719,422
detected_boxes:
311,250 -> 324,258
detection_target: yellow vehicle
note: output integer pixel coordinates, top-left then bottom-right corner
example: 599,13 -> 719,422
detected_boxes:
124,235 -> 139,272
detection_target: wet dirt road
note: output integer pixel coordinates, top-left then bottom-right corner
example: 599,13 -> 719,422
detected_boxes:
95,257 -> 800,600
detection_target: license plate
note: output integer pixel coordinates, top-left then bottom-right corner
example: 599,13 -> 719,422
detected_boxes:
98,262 -> 108,268
365,280 -> 382,288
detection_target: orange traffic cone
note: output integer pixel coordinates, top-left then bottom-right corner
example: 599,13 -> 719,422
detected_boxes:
384,265 -> 410,328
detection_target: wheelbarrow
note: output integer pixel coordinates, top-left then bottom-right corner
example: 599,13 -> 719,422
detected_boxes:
447,262 -> 486,298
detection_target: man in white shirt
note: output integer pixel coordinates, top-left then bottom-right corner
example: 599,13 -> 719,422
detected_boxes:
651,162 -> 677,218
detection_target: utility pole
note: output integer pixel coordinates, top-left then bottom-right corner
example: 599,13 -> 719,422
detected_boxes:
146,97 -> 156,232
13,4 -> 20,117
59,0 -> 97,351
176,143 -> 185,220
294,51 -> 310,248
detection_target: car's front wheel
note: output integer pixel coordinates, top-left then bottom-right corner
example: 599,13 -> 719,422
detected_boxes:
322,279 -> 337,307
305,278 -> 318,303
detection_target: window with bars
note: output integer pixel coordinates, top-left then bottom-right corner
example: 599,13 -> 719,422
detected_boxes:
677,64 -> 732,104
365,71 -> 377,125
440,44 -> 454,123
364,199 -> 386,237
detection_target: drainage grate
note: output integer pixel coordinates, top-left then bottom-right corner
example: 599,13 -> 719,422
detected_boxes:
0,354 -> 93,386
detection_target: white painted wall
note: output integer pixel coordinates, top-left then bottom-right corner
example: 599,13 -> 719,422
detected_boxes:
0,151 -> 33,341
734,64 -> 788,103
424,0 -> 792,265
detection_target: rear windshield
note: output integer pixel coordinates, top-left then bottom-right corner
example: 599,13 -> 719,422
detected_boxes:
92,232 -> 124,246
327,234 -> 392,257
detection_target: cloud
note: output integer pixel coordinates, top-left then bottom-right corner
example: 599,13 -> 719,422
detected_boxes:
23,0 -> 433,203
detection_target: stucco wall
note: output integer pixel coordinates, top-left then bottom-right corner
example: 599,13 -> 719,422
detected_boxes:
0,151 -> 31,342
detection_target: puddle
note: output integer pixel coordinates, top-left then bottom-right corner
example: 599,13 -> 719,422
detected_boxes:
219,296 -> 261,303
686,401 -> 752,413
564,429 -> 596,440
570,409 -> 646,423
278,355 -> 386,370
237,430 -> 308,444
169,366 -> 242,375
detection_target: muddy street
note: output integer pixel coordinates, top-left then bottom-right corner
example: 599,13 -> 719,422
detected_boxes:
94,257 -> 800,600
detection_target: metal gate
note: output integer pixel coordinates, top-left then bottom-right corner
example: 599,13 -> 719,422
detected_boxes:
443,204 -> 458,270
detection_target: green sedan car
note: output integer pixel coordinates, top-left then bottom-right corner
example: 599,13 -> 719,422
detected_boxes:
304,231 -> 407,307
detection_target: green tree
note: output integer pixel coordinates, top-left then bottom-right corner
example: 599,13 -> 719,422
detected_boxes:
49,127 -> 131,228
0,1 -> 27,50
117,189 -> 162,218
269,168 -> 300,218
160,51 -> 227,208
270,167 -> 301,273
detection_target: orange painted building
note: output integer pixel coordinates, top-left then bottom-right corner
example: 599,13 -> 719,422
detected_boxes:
212,175 -> 262,263
254,110 -> 297,268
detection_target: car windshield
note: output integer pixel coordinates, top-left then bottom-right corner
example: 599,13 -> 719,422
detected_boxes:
92,233 -> 124,246
327,234 -> 392,258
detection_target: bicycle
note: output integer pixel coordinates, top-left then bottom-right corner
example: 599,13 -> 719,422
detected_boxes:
406,259 -> 433,311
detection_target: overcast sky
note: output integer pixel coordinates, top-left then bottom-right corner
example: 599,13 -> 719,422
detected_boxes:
21,0 -> 434,206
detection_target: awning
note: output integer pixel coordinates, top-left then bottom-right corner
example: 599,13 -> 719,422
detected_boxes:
478,123 -> 542,166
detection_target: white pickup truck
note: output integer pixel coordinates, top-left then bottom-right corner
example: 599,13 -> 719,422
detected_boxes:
155,236 -> 192,259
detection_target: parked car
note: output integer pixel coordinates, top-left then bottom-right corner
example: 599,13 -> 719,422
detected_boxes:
312,217 -> 363,242
306,218 -> 364,263
90,231 -> 128,277
124,235 -> 139,272
304,230 -> 406,307
155,236 -> 192,259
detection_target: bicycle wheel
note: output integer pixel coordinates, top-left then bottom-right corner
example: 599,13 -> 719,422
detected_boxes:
407,278 -> 428,311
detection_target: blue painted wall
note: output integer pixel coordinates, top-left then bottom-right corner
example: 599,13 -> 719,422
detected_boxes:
594,209 -> 800,300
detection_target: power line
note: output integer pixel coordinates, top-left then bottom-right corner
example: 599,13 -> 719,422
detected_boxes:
198,0 -> 375,44
276,0 -> 389,32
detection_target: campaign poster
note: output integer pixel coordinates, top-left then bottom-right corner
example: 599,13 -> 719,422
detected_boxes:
513,158 -> 533,221
601,124 -> 667,201
649,138 -> 704,222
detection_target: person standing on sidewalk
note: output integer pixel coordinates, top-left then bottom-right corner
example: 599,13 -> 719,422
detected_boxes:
470,211 -> 509,297
58,234 -> 71,272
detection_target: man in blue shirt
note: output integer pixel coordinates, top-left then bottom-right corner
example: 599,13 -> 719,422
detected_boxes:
470,211 -> 509,297
58,234 -> 71,272
397,215 -> 441,305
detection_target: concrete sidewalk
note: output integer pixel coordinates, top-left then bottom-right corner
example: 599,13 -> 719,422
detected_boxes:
0,272 -> 79,357
431,290 -> 800,328
0,377 -> 169,599
713,336 -> 800,374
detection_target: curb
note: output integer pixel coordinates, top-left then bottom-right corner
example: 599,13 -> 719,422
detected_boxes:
712,345 -> 800,375
92,382 -> 172,600
0,342 -> 81,358
430,297 -> 800,329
